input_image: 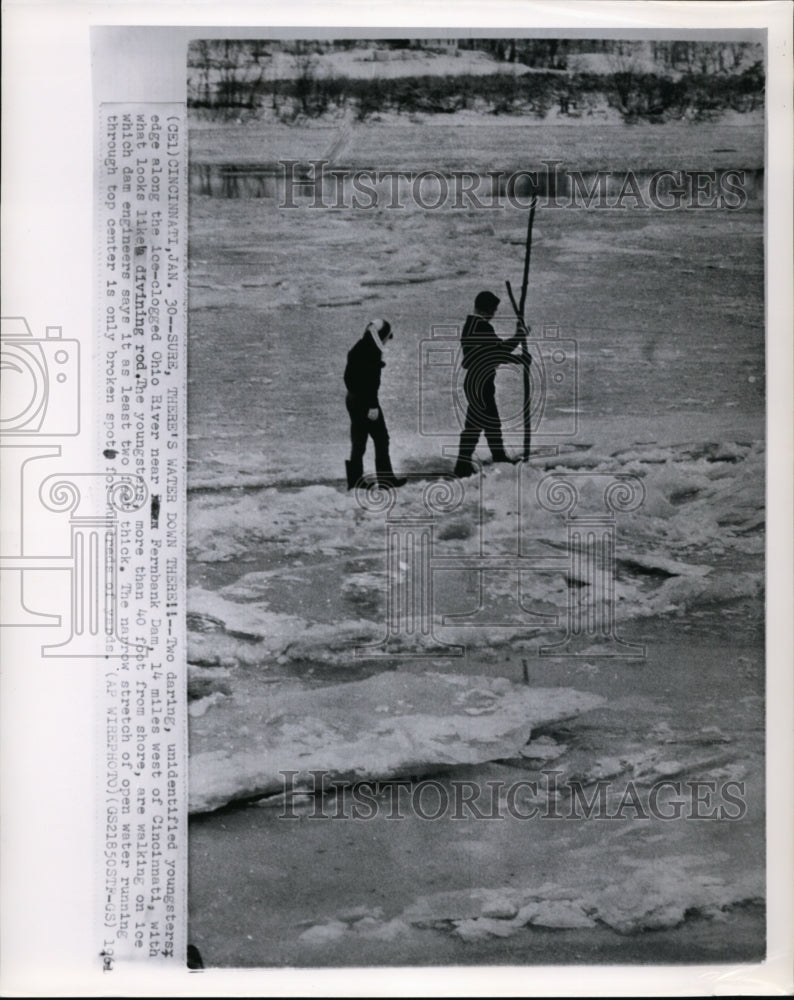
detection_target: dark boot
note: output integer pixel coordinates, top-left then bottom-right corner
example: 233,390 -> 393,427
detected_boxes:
376,472 -> 407,488
491,451 -> 518,464
375,448 -> 406,487
454,458 -> 475,478
346,460 -> 363,490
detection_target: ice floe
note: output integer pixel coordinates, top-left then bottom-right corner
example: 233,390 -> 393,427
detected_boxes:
188,672 -> 604,813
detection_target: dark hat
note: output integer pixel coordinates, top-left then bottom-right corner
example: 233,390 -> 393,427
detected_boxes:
474,290 -> 500,315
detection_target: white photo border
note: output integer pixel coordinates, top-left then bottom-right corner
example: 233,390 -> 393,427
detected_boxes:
1,1 -> 791,996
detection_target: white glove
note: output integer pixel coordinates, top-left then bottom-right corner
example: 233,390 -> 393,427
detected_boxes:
367,408 -> 379,421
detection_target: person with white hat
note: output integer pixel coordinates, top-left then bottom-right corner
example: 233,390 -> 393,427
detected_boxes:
343,318 -> 407,490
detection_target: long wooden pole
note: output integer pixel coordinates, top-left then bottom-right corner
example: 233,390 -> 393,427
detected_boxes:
505,195 -> 537,461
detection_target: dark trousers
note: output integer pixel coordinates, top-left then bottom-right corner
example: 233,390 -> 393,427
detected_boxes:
346,395 -> 394,480
456,372 -> 507,471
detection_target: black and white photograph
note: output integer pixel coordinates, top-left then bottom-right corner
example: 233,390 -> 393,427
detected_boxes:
185,31 -> 768,968
1,4 -> 792,995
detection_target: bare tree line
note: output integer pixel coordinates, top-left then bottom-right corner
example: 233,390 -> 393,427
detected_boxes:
186,39 -> 763,123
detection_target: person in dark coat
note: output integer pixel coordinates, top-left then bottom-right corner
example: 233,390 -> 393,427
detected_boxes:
344,318 -> 407,490
454,290 -> 529,478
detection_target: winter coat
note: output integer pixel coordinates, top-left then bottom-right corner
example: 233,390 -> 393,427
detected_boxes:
460,314 -> 522,382
344,332 -> 385,409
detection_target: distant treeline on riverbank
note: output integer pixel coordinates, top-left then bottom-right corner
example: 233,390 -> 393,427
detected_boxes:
187,39 -> 764,124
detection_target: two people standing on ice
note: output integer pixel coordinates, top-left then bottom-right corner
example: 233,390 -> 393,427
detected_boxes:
343,293 -> 529,490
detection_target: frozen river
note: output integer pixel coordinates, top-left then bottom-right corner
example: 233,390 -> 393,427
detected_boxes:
185,115 -> 766,967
